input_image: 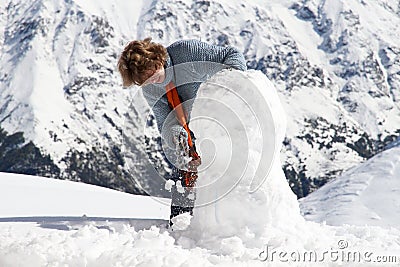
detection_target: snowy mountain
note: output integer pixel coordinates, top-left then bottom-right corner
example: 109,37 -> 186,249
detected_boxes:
300,143 -> 400,229
1,0 -> 400,197
0,0 -> 167,196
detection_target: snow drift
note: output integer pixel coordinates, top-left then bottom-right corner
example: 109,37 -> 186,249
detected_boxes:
300,145 -> 400,229
0,172 -> 169,219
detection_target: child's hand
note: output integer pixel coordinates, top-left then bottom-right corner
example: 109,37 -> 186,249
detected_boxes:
181,170 -> 198,188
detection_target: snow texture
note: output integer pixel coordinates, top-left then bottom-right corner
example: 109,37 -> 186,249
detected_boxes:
170,212 -> 192,231
164,179 -> 175,192
187,69 -> 302,248
300,144 -> 400,229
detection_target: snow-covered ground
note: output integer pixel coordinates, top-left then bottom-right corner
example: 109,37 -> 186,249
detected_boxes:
1,71 -> 400,266
0,172 -> 170,219
1,173 -> 399,266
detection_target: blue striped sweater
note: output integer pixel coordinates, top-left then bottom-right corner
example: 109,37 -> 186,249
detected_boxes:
142,39 -> 247,151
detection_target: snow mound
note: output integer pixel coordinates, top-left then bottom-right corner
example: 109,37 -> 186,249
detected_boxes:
187,69 -> 305,246
171,212 -> 192,231
300,145 -> 400,229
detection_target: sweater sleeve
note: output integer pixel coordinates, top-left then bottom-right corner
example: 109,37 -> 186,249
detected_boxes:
167,39 -> 247,71
221,46 -> 247,71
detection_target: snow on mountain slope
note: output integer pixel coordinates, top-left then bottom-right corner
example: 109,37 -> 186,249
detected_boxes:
300,144 -> 400,229
0,0 -> 164,195
0,0 -> 145,150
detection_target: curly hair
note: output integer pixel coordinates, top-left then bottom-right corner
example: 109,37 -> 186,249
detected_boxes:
117,37 -> 168,87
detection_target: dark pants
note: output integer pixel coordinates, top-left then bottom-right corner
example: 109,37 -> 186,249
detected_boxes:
167,130 -> 198,224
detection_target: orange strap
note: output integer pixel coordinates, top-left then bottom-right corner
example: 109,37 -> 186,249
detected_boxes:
165,81 -> 199,160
